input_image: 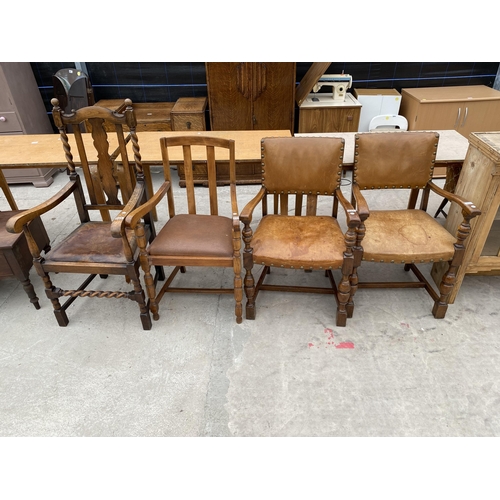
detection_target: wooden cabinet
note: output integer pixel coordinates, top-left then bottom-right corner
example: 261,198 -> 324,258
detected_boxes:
400,85 -> 500,138
297,93 -> 361,133
205,63 -> 296,131
0,62 -> 58,187
171,97 -> 207,131
431,132 -> 500,302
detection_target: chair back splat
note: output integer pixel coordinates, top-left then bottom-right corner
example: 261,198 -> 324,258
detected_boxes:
239,136 -> 361,327
6,98 -> 161,330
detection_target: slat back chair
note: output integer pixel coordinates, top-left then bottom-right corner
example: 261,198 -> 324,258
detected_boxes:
350,131 -> 481,319
6,98 -> 162,330
125,135 -> 243,323
1,168 -> 50,308
239,136 -> 361,327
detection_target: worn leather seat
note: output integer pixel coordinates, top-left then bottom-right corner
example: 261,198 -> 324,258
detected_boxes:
252,215 -> 346,269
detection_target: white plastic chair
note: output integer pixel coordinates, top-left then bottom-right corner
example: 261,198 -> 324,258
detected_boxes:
368,114 -> 408,131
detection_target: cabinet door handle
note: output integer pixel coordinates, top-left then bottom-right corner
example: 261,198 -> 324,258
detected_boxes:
455,108 -> 461,128
0,116 -> 6,122
461,107 -> 468,126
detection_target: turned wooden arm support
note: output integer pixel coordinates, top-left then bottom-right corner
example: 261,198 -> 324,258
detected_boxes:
123,180 -> 171,231
351,183 -> 370,221
239,187 -> 266,225
6,181 -> 78,234
428,181 -> 481,218
335,188 -> 361,229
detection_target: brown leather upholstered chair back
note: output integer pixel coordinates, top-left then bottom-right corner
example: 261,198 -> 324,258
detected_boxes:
262,137 -> 343,195
354,131 -> 438,190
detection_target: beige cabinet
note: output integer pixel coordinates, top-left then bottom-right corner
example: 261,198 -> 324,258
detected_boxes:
400,85 -> 500,138
0,62 -> 57,187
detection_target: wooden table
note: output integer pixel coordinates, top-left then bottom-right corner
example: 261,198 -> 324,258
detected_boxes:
0,129 -> 293,194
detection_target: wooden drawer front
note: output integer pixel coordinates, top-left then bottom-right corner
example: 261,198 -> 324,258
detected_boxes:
0,111 -> 23,133
298,107 -> 360,133
172,113 -> 205,131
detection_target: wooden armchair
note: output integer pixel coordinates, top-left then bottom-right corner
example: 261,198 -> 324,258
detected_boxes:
124,136 -> 243,323
1,168 -> 50,308
350,131 -> 481,318
240,136 -> 361,327
6,98 -> 162,330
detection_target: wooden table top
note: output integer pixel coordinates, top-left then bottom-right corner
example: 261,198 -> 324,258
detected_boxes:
295,130 -> 469,165
0,130 -> 292,168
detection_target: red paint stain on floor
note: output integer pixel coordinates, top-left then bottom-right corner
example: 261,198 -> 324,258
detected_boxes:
335,342 -> 355,349
306,329 -> 355,349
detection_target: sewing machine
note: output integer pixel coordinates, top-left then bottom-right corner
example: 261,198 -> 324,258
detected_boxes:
312,74 -> 353,102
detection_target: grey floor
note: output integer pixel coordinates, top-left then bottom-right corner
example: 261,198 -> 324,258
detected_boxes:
1,166 -> 500,438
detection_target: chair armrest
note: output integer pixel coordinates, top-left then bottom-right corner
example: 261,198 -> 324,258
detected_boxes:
6,181 -> 77,234
110,182 -> 147,237
124,180 -> 172,230
428,181 -> 481,218
335,188 -> 361,228
239,187 -> 266,224
351,183 -> 370,221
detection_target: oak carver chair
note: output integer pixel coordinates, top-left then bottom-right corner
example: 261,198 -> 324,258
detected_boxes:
239,136 -> 361,327
349,131 -> 481,318
1,168 -> 50,308
7,98 -> 162,330
124,136 -> 243,324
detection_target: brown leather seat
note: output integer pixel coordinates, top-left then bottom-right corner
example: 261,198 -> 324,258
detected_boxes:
240,136 -> 361,327
350,131 -> 481,319
125,136 -> 243,324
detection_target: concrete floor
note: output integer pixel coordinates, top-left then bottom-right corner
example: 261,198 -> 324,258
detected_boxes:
1,166 -> 500,438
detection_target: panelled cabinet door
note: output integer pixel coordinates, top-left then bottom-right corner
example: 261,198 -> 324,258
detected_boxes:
206,62 -> 295,132
250,62 -> 295,131
206,63 -> 252,130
